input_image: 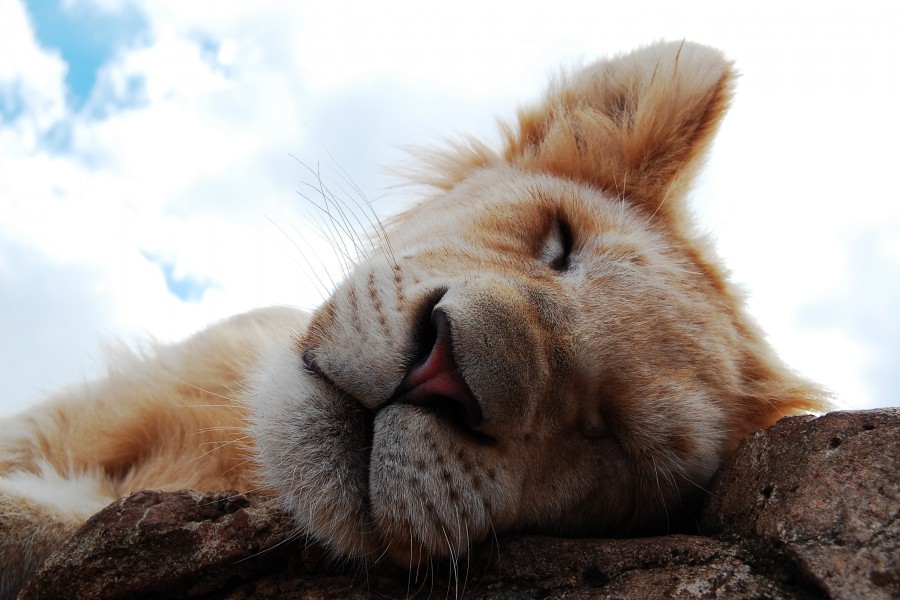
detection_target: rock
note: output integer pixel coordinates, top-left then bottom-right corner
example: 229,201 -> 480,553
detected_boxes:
701,408 -> 900,600
20,409 -> 899,599
20,494 -> 805,600
18,490 -> 298,599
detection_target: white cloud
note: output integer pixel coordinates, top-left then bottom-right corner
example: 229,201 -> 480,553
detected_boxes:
0,237 -> 110,411
0,0 -> 68,143
1,0 -> 899,415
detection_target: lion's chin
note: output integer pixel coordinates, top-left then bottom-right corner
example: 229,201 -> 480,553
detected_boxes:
382,538 -> 432,568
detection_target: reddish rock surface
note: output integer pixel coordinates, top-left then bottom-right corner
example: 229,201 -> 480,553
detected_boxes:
701,408 -> 900,600
21,409 -> 898,599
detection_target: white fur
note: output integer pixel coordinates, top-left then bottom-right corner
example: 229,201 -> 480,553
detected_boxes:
0,462 -> 111,522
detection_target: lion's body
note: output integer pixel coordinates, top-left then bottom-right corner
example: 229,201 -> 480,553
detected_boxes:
0,307 -> 307,597
1,41 -> 825,597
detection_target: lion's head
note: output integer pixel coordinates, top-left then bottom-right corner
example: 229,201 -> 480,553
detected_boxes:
248,41 -> 825,565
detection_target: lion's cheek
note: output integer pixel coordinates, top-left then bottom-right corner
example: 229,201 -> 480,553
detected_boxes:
248,345 -> 378,558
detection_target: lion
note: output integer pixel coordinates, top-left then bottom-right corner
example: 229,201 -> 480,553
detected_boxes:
0,41 -> 826,597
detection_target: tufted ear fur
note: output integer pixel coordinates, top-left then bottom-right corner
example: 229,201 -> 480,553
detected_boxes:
417,41 -> 734,227
504,40 -> 735,222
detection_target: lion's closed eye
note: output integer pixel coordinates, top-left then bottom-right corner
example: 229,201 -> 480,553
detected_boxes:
540,217 -> 573,272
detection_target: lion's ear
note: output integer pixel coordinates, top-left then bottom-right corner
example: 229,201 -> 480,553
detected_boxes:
504,41 -> 735,221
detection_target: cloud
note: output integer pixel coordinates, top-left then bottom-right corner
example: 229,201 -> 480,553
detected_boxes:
0,0 -> 68,136
798,225 -> 900,409
0,237 -> 110,412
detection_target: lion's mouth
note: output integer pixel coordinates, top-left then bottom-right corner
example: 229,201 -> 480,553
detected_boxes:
302,308 -> 492,446
292,305 -> 518,565
391,309 -> 484,430
297,341 -> 494,559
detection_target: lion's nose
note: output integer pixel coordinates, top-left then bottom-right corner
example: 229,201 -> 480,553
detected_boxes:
392,308 -> 483,429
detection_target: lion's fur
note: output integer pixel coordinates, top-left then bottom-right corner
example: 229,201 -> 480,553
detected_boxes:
0,41 -> 826,596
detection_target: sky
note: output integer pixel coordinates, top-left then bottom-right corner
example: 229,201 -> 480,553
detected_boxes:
1,0 -> 898,416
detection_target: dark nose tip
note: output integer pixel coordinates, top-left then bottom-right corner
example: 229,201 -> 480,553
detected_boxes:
393,308 -> 483,429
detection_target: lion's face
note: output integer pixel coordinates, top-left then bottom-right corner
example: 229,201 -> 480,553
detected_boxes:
249,42 -> 824,565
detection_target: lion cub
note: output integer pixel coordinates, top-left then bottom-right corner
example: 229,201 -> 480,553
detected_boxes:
0,41 -> 825,597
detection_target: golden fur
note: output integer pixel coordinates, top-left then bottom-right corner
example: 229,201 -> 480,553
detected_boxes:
0,41 -> 826,597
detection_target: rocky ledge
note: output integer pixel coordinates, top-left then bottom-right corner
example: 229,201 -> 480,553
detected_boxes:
20,408 -> 899,599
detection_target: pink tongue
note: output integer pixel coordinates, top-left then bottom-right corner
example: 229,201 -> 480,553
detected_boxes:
394,312 -> 482,427
399,336 -> 470,401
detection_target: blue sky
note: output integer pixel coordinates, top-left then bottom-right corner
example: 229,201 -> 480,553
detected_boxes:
141,251 -> 213,302
25,0 -> 148,107
1,0 -> 898,415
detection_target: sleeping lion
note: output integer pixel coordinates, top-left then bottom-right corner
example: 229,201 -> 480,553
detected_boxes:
0,41 -> 825,597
